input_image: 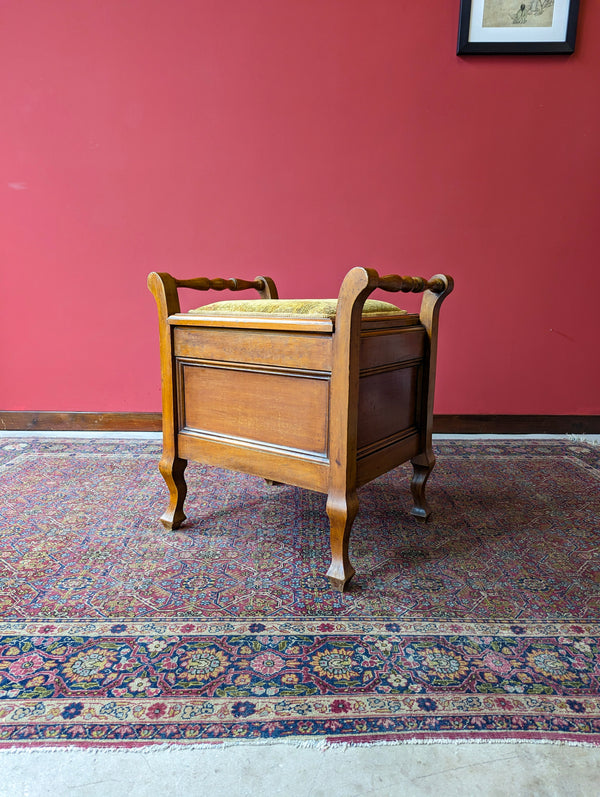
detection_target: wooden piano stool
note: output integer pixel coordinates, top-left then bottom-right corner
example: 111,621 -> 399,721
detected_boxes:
148,267 -> 453,591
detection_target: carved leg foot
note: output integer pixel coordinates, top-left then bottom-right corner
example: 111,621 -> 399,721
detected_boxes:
325,491 -> 358,591
410,454 -> 435,519
158,456 -> 188,529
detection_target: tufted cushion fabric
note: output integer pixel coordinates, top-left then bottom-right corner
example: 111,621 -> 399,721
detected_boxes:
189,298 -> 406,319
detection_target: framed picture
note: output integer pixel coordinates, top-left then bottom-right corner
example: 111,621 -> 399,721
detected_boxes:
457,0 -> 580,54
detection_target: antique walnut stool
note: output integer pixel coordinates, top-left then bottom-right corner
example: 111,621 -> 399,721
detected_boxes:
148,267 -> 453,591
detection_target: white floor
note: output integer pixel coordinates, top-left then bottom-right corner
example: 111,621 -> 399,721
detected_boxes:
1,433 -> 598,796
1,740 -> 600,797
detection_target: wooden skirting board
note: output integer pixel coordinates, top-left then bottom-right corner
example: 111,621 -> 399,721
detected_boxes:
0,412 -> 599,435
434,415 -> 600,434
0,412 -> 162,432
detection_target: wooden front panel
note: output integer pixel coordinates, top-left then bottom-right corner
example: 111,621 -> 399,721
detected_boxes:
178,361 -> 329,456
174,327 -> 332,372
359,326 -> 425,371
357,364 -> 421,452
178,432 -> 330,493
356,432 -> 421,487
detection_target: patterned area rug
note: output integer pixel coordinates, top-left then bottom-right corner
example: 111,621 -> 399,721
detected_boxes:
0,437 -> 599,747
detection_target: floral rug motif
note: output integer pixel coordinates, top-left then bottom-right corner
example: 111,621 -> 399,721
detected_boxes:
0,438 -> 599,747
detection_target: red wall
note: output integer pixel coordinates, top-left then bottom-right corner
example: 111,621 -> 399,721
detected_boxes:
2,1 -> 599,415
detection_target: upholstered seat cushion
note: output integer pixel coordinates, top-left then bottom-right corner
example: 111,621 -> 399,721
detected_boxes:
189,298 -> 406,319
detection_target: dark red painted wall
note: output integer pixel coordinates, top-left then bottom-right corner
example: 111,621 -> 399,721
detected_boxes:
2,1 -> 599,414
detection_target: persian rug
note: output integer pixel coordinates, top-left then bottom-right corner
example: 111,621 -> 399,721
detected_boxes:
0,437 -> 599,748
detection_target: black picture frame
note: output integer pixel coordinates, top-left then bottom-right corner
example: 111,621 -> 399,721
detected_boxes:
457,0 -> 580,54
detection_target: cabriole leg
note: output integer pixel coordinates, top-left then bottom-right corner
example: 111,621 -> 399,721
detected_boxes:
158,456 -> 188,529
325,491 -> 358,591
410,452 -> 435,519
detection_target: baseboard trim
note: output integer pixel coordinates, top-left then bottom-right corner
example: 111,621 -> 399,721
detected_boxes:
0,412 -> 162,432
433,415 -> 600,435
1,412 -> 599,435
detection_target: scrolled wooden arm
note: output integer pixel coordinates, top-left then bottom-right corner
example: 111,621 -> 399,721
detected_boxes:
147,271 -> 279,320
328,267 -> 454,531
333,268 -> 453,324
147,269 -> 279,516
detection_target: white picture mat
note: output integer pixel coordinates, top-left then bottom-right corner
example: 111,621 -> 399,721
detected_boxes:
469,0 -> 571,42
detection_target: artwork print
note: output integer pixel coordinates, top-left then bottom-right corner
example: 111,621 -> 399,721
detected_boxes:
482,0 -> 555,27
457,0 -> 579,54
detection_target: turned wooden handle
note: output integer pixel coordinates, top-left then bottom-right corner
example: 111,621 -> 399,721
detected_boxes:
147,271 -> 279,317
174,277 -> 268,292
374,274 -> 448,294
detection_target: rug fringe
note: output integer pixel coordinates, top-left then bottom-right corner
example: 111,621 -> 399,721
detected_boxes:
567,434 -> 599,445
1,736 -> 599,754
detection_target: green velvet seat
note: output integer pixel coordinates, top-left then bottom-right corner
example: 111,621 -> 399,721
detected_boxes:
190,298 -> 406,319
